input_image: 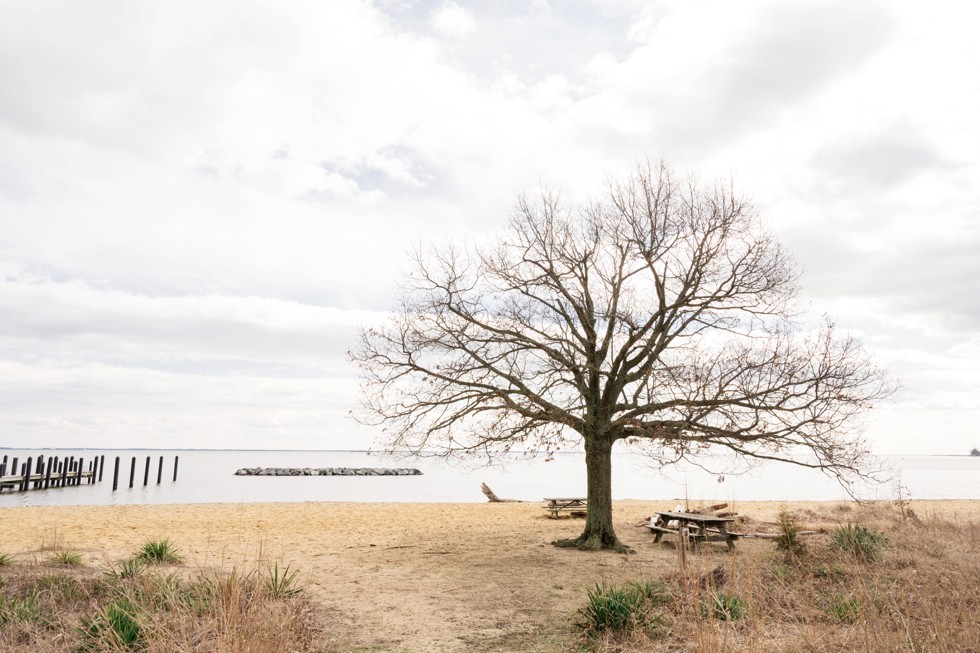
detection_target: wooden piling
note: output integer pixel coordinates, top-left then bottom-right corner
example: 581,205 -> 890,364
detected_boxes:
0,450 -> 171,495
173,455 -> 179,482
21,457 -> 32,491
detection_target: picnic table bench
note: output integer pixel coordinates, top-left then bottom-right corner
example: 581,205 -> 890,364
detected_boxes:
543,497 -> 587,518
649,511 -> 741,550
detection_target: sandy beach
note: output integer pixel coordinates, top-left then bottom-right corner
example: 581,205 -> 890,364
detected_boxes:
3,499 -> 979,651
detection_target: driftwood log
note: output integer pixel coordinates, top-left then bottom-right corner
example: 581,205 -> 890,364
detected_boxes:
480,483 -> 524,502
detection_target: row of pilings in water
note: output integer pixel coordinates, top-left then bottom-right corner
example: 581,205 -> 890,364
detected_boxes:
0,454 -> 179,493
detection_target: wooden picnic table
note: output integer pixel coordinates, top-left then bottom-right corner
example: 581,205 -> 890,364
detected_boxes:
648,511 -> 740,550
543,497 -> 587,518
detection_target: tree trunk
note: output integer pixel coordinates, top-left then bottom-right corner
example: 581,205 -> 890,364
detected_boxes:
553,436 -> 629,552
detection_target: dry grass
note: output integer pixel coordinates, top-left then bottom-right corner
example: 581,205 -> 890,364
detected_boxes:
2,500 -> 979,652
584,507 -> 980,653
0,557 -> 333,653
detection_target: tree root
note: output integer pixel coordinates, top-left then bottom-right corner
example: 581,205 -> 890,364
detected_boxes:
551,535 -> 635,554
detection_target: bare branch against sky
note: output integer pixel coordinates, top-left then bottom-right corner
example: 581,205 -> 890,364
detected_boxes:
352,162 -> 895,549
0,1 -> 976,452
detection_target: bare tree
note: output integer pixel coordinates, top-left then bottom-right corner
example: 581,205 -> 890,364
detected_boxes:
351,161 -> 894,552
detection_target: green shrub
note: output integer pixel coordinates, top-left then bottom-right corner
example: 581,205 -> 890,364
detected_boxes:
702,591 -> 746,621
134,539 -> 183,564
775,509 -> 806,558
832,523 -> 888,562
579,581 -> 669,637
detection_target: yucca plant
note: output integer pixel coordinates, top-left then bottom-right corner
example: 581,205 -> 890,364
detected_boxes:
134,538 -> 183,564
48,549 -> 83,567
109,558 -> 145,580
580,582 -> 654,636
267,562 -> 303,599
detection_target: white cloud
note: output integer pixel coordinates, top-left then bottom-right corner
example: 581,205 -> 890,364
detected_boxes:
430,2 -> 476,38
0,0 -> 978,454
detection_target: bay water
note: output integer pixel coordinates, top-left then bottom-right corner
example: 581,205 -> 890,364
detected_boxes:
0,449 -> 976,508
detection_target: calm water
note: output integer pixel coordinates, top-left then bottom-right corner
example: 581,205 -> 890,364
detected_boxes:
0,449 -> 976,507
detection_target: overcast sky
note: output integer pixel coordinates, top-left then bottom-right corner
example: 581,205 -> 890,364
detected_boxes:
1,0 -> 977,454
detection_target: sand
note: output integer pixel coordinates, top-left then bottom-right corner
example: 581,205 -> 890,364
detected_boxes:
3,499 -> 979,652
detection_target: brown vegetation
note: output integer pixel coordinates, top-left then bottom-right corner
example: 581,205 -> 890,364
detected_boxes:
1,500 -> 978,652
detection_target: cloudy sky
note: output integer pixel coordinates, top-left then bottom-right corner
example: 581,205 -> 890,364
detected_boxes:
1,0 -> 977,454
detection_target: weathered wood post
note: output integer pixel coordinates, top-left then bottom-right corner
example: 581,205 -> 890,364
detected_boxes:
1,454 -> 6,476
129,457 -> 136,488
65,457 -> 74,487
156,456 -> 163,484
172,456 -> 179,482
98,455 -> 105,483
11,457 -> 18,480
143,456 -> 150,486
20,456 -> 32,491
77,458 -> 84,486
44,456 -> 53,488
112,456 -> 120,491
678,527 -> 689,571
33,456 -> 43,489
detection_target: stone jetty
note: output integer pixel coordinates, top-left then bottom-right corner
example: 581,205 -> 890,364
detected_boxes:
234,467 -> 422,477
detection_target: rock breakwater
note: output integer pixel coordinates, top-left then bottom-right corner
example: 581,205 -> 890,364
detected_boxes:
233,467 -> 422,477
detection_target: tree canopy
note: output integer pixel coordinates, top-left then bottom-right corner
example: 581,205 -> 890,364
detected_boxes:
351,161 -> 894,551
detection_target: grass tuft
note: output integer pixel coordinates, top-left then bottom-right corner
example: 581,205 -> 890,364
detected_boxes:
822,591 -> 860,624
579,581 -> 670,638
702,591 -> 746,621
79,596 -> 143,651
831,523 -> 888,562
47,549 -> 83,567
133,538 -> 183,564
